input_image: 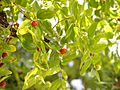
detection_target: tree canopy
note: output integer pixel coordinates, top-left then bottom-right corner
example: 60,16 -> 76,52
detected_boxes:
0,0 -> 120,90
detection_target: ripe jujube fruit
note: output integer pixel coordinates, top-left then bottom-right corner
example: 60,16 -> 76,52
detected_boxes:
114,82 -> 120,87
2,52 -> 8,58
37,47 -> 41,52
59,48 -> 67,55
118,18 -> 120,21
14,22 -> 19,28
0,81 -> 6,88
0,62 -> 4,67
31,20 -> 38,27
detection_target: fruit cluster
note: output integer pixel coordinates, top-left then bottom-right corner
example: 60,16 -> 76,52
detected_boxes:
0,52 -> 8,88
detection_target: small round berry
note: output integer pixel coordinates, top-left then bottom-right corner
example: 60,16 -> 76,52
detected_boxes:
31,20 -> 38,27
59,48 -> 67,55
114,82 -> 120,87
0,81 -> 6,88
14,22 -> 19,28
118,18 -> 120,21
46,48 -> 49,52
37,48 -> 42,52
2,53 -> 8,58
0,62 -> 4,67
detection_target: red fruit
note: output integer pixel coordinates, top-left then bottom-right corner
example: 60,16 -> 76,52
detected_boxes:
0,62 -> 4,67
37,48 -> 41,52
118,18 -> 120,21
2,53 -> 8,58
59,48 -> 67,55
31,20 -> 38,27
0,81 -> 6,88
14,22 -> 19,28
114,82 -> 120,87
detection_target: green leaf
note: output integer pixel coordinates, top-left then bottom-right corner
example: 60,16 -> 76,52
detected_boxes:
49,51 -> 60,67
65,23 -> 74,40
33,50 -> 41,62
32,1 -> 40,13
19,20 -> 31,29
0,68 -> 12,76
89,0 -> 98,8
49,79 -> 62,90
80,51 -> 90,69
80,60 -> 91,75
2,55 -> 15,63
43,66 -> 61,77
61,69 -> 68,80
91,54 -> 100,65
24,68 -> 38,82
37,9 -> 57,19
95,71 -> 100,82
40,20 -> 54,35
23,68 -> 39,90
88,22 -> 98,38
6,45 -> 16,52
18,27 -> 29,35
92,44 -> 107,53
62,53 -> 79,65
23,75 -> 44,90
19,33 -> 36,53
0,76 -> 10,82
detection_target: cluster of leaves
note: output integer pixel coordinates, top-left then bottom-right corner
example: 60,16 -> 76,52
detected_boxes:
1,0 -> 120,90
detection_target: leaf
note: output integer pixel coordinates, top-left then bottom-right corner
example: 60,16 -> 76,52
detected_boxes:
62,53 -> 79,65
88,22 -> 98,38
91,54 -> 100,65
33,50 -> 40,62
6,45 -> 16,52
18,27 -> 29,35
61,69 -> 68,80
32,1 -> 40,13
23,75 -> 44,90
65,23 -> 74,40
43,66 -> 61,77
49,79 -> 62,90
19,33 -> 36,53
19,20 -> 31,29
0,76 -> 9,82
80,60 -> 91,75
0,68 -> 12,76
74,27 -> 79,35
2,55 -> 16,63
40,20 -> 54,35
61,80 -> 66,89
49,51 -> 60,67
37,9 -> 57,19
95,71 -> 100,82
80,51 -> 90,69
22,68 -> 39,90
92,44 -> 107,53
41,53 -> 49,69
25,68 -> 38,81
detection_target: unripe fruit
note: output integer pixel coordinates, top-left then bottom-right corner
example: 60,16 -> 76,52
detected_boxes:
114,82 -> 120,87
2,53 -> 8,58
31,20 -> 38,27
59,48 -> 67,54
0,81 -> 6,88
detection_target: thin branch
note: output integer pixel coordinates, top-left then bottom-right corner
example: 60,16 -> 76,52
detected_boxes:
52,17 -> 71,29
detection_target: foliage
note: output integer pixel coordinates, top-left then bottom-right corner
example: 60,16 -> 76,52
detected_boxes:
0,0 -> 120,90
